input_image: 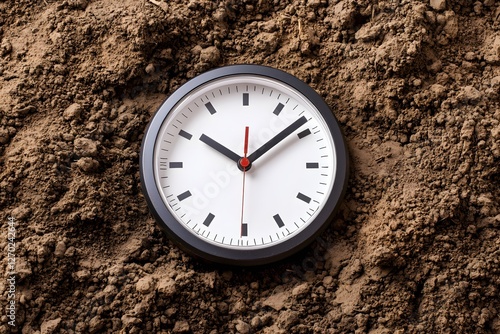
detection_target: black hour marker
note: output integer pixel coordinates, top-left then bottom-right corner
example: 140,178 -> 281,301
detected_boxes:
203,213 -> 215,227
241,223 -> 248,237
273,214 -> 285,228
297,192 -> 311,203
177,190 -> 192,202
205,102 -> 217,115
273,103 -> 285,115
169,162 -> 183,168
179,129 -> 192,140
297,129 -> 311,139
243,93 -> 249,106
306,162 -> 319,169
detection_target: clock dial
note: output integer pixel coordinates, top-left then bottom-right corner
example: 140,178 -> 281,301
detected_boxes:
140,65 -> 348,265
154,75 -> 334,248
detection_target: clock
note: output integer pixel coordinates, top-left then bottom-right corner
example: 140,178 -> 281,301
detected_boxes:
140,64 -> 348,266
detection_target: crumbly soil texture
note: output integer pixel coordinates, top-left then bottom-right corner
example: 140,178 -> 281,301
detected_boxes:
1,0 -> 499,333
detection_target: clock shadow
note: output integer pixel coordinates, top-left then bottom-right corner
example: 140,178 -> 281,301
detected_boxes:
190,236 -> 330,287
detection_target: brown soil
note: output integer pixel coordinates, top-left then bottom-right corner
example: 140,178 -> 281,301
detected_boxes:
1,0 -> 499,333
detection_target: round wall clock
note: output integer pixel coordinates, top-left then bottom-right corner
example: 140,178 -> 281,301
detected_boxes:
140,64 -> 349,265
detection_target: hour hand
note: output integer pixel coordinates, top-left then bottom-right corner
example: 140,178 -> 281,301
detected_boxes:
200,134 -> 241,163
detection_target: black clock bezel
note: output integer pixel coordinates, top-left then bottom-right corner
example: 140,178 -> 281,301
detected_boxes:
140,64 -> 349,266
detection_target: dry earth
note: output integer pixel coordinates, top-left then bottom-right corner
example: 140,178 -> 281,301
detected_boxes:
1,0 -> 499,333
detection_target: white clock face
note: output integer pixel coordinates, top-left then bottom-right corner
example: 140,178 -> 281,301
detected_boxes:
152,75 -> 337,250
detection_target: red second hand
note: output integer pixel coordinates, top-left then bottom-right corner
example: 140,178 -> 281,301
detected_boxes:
240,126 -> 249,238
241,126 -> 250,168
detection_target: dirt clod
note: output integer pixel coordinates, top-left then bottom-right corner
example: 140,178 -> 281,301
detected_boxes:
1,1 -> 499,333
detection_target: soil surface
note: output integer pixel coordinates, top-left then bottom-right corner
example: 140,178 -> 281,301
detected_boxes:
1,0 -> 500,333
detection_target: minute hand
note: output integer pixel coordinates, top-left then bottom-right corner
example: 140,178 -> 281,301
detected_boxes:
248,116 -> 308,163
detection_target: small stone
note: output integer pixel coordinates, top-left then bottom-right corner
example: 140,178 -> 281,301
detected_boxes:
484,35 -> 500,64
231,300 -> 247,314
323,276 -> 333,286
103,284 -> 118,303
54,241 -> 67,257
425,10 -> 436,24
213,8 -> 227,22
63,103 -> 82,121
0,127 -> 9,144
19,289 -> 31,304
457,86 -> 483,104
235,320 -> 251,334
191,45 -> 202,56
41,318 -> 62,334
173,320 -> 190,333
430,0 -> 446,11
68,0 -> 89,10
49,31 -> 62,44
355,22 -> 382,42
254,32 -> 279,55
65,246 -> 76,257
145,63 -> 155,75
75,157 -> 99,172
307,0 -> 322,8
74,269 -> 91,281
199,46 -> 220,64
428,59 -> 442,73
371,246 -> 398,267
460,119 -> 476,140
473,1 -> 482,14
159,48 -> 173,60
352,258 -> 365,274
262,289 -> 289,311
250,316 -> 262,328
276,310 -> 299,330
136,275 -> 154,294
74,138 -> 98,157
442,11 -> 458,39
491,125 -> 500,140
121,314 -> 140,326
258,19 -> 278,33
477,194 -> 492,206
11,204 -> 31,220
429,84 -> 447,98
156,277 -> 176,297
62,133 -> 74,141
464,51 -> 475,61
15,105 -> 37,116
88,316 -> 104,334
133,300 -> 150,315
75,322 -> 87,332
490,76 -> 500,87
37,246 -> 49,263
0,39 -> 12,56
292,282 -> 310,297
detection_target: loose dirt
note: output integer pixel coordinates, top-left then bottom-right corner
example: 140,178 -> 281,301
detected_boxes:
1,0 -> 499,333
